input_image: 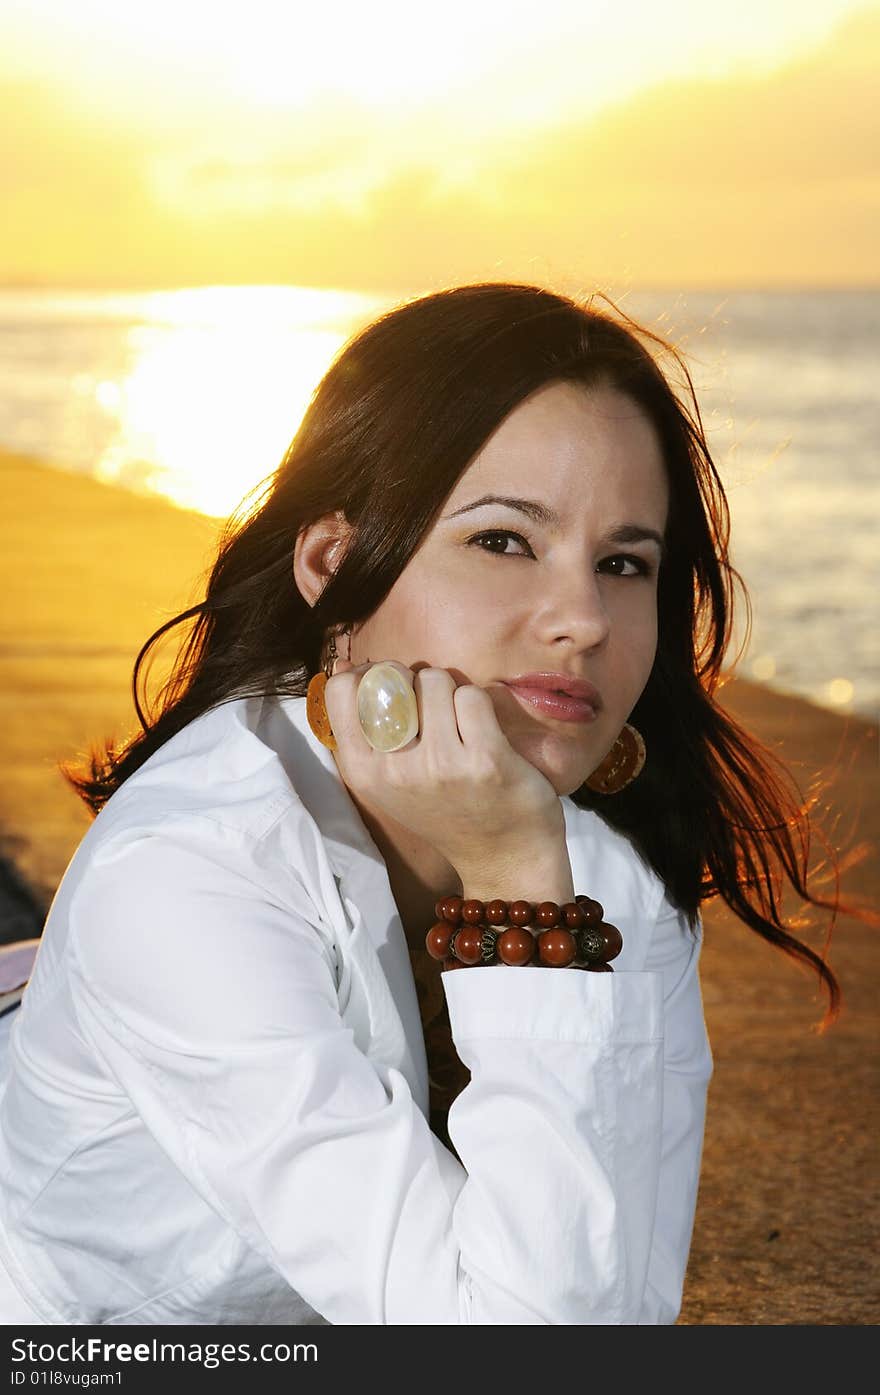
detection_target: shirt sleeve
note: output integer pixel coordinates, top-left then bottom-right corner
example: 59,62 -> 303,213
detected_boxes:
66,827 -> 698,1325
440,886 -> 711,1324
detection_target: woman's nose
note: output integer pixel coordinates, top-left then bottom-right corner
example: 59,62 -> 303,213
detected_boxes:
538,568 -> 611,650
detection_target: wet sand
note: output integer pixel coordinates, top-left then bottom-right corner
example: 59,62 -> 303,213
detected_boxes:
2,448 -> 877,1325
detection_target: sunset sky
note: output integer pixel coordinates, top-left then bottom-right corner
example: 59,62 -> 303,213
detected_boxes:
3,0 -> 877,292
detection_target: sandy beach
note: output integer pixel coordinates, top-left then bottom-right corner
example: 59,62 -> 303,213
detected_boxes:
2,447 -> 877,1325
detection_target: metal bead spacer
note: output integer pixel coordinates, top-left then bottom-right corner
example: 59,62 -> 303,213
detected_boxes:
479,927 -> 499,964
576,926 -> 606,963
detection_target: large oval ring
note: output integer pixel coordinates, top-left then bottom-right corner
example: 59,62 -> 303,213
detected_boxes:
357,663 -> 420,752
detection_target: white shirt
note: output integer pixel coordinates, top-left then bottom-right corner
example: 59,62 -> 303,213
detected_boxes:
0,691 -> 712,1325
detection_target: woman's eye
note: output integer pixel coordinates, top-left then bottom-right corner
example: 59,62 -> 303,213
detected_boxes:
599,554 -> 654,578
466,533 -> 655,576
467,529 -> 534,558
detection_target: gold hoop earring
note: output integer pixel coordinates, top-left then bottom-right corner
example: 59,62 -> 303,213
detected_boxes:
584,723 -> 646,794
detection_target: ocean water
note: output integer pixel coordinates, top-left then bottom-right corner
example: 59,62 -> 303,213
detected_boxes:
0,284 -> 877,722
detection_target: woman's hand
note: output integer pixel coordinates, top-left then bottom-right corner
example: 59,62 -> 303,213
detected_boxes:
323,660 -> 565,876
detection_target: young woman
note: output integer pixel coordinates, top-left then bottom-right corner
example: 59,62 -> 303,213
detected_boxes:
0,282 -> 854,1325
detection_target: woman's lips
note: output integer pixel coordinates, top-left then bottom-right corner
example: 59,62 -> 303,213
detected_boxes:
503,684 -> 600,724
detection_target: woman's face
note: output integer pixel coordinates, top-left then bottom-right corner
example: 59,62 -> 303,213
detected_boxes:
350,379 -> 669,798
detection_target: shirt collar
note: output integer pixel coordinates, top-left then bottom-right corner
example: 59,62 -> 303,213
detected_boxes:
272,693 -> 390,891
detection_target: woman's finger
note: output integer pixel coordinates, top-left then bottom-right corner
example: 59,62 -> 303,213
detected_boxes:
452,681 -> 511,755
411,667 -> 460,753
322,663 -> 374,756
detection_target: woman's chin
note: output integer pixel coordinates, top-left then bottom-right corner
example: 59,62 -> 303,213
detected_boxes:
505,728 -> 599,800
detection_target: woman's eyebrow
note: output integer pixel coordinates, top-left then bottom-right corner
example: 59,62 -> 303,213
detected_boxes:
606,523 -> 667,559
444,494 -> 666,558
445,493 -> 559,526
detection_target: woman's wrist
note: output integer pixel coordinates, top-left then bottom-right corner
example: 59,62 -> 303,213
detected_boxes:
456,841 -> 574,907
435,834 -> 629,972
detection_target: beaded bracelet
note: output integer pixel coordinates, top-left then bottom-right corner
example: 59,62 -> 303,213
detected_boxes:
425,895 -> 623,971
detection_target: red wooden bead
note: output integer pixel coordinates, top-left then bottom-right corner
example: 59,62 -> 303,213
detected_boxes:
562,901 -> 586,927
537,928 -> 577,967
425,921 -> 454,960
442,956 -> 467,971
508,900 -> 534,927
535,900 -> 561,928
452,926 -> 484,964
599,922 -> 623,962
461,899 -> 486,924
497,927 -> 536,966
485,899 -> 509,925
575,896 -> 604,926
437,896 -> 464,924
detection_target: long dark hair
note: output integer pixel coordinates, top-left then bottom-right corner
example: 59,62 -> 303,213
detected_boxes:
62,281 -> 875,1026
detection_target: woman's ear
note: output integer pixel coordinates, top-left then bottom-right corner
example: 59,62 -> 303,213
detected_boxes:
293,511 -> 354,608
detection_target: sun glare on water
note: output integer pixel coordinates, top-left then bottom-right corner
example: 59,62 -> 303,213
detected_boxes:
87,286 -> 385,518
